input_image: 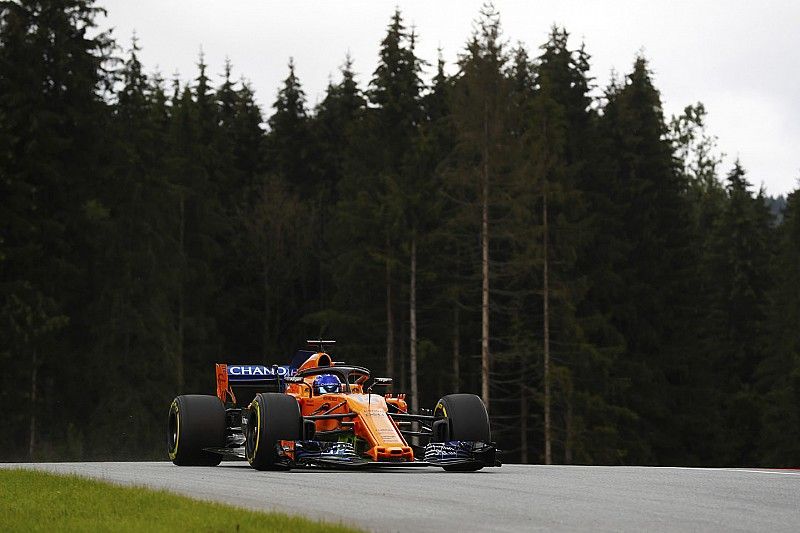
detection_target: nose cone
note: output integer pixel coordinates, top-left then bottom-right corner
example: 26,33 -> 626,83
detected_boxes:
346,394 -> 414,461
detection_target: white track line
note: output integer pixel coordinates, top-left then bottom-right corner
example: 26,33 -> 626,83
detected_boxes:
521,464 -> 800,477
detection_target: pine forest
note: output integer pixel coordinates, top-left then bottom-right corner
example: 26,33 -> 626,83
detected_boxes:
1,1 -> 799,466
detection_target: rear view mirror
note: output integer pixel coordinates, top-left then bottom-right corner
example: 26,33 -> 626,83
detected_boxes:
367,377 -> 393,394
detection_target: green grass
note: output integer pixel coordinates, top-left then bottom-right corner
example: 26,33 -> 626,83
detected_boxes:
0,469 -> 363,533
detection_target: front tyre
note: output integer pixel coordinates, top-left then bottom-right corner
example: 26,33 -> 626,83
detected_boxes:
245,393 -> 302,471
433,394 -> 491,472
168,395 -> 225,466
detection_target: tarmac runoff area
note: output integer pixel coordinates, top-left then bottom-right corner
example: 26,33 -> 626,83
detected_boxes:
2,462 -> 799,532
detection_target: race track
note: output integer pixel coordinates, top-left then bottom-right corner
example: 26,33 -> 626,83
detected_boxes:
2,461 -> 799,532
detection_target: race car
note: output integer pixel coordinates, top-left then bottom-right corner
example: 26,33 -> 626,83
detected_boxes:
167,340 -> 500,471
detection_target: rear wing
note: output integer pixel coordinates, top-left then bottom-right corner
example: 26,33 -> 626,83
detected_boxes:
216,364 -> 298,406
215,351 -> 315,406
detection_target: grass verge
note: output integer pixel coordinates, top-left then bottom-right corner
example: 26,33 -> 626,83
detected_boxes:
0,468 -> 363,533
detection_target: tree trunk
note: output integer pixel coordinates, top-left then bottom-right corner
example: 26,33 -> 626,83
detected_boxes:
317,189 -> 328,310
386,235 -> 395,378
263,264 -> 271,356
409,235 -> 418,414
29,347 -> 37,460
520,376 -> 528,463
543,185 -> 552,465
481,100 -> 491,411
177,192 -> 185,393
520,309 -> 528,463
565,385 -> 574,464
452,304 -> 460,392
318,193 -> 325,311
399,318 -> 407,392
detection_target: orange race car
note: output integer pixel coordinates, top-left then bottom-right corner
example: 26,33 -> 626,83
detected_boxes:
167,340 -> 500,471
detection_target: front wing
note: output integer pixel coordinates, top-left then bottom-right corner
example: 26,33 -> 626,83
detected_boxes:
204,440 -> 501,469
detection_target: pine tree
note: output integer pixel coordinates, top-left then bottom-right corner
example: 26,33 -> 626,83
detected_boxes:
165,69 -> 224,394
419,52 -> 464,404
263,59 -> 323,342
760,186 -> 800,465
241,173 -> 314,357
83,36 -> 181,457
666,102 -> 730,465
704,162 -> 774,465
595,56 -> 699,464
231,81 -> 266,186
504,27 -> 618,464
308,54 -> 366,323
313,54 -> 365,204
267,58 -> 312,193
214,58 -> 241,203
446,4 -> 512,412
372,9 -> 425,393
503,42 -> 537,462
216,69 -> 267,359
0,0 -> 113,459
331,8 -> 424,381
369,9 -> 424,171
528,28 -> 583,465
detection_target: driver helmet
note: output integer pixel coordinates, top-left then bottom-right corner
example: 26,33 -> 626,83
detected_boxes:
314,374 -> 341,394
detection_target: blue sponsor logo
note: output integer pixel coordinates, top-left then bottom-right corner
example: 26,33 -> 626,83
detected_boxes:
227,365 -> 296,379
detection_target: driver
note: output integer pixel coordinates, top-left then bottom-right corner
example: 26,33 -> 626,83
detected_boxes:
313,374 -> 342,395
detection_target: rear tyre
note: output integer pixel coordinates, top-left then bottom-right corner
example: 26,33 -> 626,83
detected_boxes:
168,395 -> 225,466
433,394 -> 491,472
245,393 -> 302,471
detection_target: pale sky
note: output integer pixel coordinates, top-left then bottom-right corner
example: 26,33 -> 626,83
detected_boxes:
102,0 -> 800,195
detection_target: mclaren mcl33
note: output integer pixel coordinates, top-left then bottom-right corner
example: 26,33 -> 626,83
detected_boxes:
167,340 -> 500,471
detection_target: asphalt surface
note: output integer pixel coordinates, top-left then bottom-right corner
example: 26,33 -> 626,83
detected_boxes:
2,461 -> 799,532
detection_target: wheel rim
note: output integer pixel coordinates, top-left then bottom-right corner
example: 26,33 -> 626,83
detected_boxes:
168,402 -> 180,459
245,406 -> 259,462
